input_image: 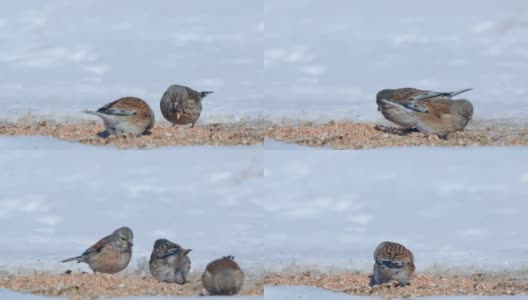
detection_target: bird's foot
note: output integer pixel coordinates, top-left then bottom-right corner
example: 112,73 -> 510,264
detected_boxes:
97,131 -> 110,139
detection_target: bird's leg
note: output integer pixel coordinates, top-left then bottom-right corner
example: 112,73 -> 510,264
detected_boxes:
191,123 -> 195,128
97,130 -> 110,139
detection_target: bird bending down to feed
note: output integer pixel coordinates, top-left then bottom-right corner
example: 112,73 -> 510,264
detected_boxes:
160,84 -> 213,128
373,241 -> 415,286
84,97 -> 155,138
376,87 -> 472,129
381,97 -> 473,138
201,255 -> 244,295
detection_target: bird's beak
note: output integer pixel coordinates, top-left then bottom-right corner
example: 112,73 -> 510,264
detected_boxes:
129,241 -> 134,247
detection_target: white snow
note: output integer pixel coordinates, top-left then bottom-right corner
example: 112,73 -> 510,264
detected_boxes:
265,286 -> 527,300
1,137 -> 527,277
260,147 -> 528,273
0,136 -> 262,150
0,0 -> 262,124
0,139 -> 264,276
264,0 -> 528,122
0,136 -> 103,150
1,1 -> 527,124
2,1 -> 528,298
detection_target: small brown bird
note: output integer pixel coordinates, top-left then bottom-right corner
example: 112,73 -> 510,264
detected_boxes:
381,98 -> 473,137
149,239 -> 191,284
373,241 -> 415,286
61,227 -> 133,274
84,97 -> 155,138
160,84 -> 213,128
377,88 -> 471,128
201,256 -> 244,296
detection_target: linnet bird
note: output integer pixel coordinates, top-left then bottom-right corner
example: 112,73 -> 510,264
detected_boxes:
377,88 -> 472,128
84,97 -> 155,138
160,84 -> 213,128
201,255 -> 244,295
372,241 -> 415,286
149,239 -> 191,284
60,227 -> 133,274
381,97 -> 473,137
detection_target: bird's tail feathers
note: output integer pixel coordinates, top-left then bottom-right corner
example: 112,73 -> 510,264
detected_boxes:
83,110 -> 100,116
60,256 -> 84,263
448,88 -> 472,98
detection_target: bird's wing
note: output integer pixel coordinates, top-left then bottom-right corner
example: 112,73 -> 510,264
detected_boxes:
81,234 -> 111,257
390,88 -> 424,101
381,99 -> 427,114
96,98 -> 139,116
156,246 -> 182,259
410,88 -> 472,101
376,259 -> 409,268
419,99 -> 451,117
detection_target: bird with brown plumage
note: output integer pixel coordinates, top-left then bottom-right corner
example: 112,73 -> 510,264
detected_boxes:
160,84 -> 213,128
84,97 -> 155,138
60,227 -> 133,274
376,87 -> 472,129
372,241 -> 415,286
201,255 -> 244,296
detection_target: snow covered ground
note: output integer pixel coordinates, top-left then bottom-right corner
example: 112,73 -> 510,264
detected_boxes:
2,1 -> 528,298
1,136 -> 527,275
265,0 -> 528,121
2,1 -> 527,124
0,0 -> 262,123
0,288 -> 260,300
261,146 -> 528,273
0,136 -> 105,150
0,138 -> 264,275
266,286 -> 527,300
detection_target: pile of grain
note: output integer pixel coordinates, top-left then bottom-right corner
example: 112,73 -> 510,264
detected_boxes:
1,118 -> 526,149
0,272 -> 263,299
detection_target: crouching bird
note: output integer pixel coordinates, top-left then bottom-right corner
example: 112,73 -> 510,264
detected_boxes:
60,227 -> 133,274
84,97 -> 155,138
149,239 -> 191,284
201,255 -> 244,295
381,97 -> 473,138
160,84 -> 213,128
373,241 -> 415,286
376,87 -> 472,129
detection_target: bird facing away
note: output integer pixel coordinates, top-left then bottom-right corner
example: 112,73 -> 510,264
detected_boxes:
160,84 -> 213,128
149,239 -> 191,284
61,227 -> 133,274
381,98 -> 473,138
201,256 -> 244,296
84,97 -> 155,138
373,241 -> 415,286
376,88 -> 472,128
